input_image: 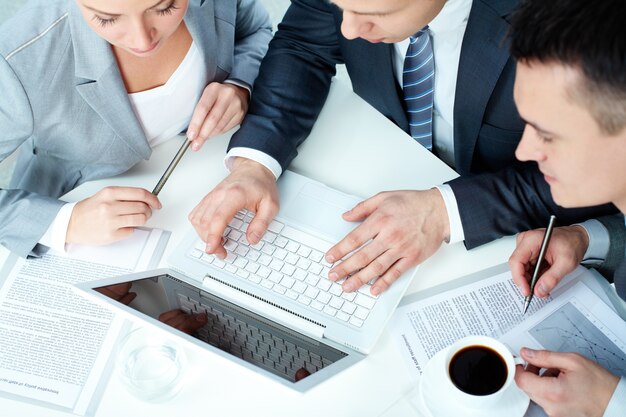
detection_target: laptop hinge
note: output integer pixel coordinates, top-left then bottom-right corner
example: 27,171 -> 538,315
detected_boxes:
201,274 -> 325,340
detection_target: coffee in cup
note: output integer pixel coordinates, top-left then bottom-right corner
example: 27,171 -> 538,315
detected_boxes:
441,335 -> 525,409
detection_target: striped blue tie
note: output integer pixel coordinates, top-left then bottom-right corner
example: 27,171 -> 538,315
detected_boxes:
403,28 -> 434,150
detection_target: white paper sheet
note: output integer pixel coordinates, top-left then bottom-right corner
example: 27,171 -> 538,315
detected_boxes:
0,228 -> 168,415
390,266 -> 626,417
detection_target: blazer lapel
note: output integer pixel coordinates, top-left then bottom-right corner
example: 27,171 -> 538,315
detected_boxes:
185,0 -> 218,83
453,0 -> 517,174
69,3 -> 151,160
349,40 -> 408,132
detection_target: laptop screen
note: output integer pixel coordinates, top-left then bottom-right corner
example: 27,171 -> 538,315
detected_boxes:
94,273 -> 347,383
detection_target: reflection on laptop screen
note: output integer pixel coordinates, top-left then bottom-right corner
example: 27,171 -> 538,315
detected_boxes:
95,273 -> 347,383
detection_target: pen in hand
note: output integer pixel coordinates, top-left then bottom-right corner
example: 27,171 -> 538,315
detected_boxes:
522,215 -> 556,314
152,137 -> 192,196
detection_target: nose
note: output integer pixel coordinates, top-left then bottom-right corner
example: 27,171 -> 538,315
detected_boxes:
515,125 -> 546,162
129,18 -> 155,51
341,11 -> 371,40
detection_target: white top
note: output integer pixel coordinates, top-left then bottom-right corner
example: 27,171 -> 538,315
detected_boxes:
40,41 -> 207,252
128,41 -> 208,147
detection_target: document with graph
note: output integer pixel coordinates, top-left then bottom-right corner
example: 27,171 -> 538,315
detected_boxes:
499,278 -> 626,378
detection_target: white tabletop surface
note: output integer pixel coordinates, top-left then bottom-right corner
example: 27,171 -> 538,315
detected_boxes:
0,79 -> 515,417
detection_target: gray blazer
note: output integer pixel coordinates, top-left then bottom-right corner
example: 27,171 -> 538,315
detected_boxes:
0,0 -> 272,257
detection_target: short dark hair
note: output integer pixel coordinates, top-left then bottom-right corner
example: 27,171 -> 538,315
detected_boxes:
509,0 -> 626,134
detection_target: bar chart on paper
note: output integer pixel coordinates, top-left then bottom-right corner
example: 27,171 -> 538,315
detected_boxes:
529,300 -> 626,377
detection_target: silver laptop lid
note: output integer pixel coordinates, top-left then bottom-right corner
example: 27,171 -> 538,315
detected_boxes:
74,269 -> 364,393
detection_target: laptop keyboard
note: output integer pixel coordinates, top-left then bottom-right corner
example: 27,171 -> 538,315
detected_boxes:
176,291 -> 341,382
187,209 -> 379,328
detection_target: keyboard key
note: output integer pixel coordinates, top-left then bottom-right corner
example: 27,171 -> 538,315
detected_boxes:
284,253 -> 299,265
330,283 -> 343,296
269,259 -> 284,271
341,291 -> 356,302
248,274 -> 262,284
213,259 -> 226,269
358,285 -> 379,299
233,257 -> 248,269
309,250 -> 324,263
274,236 -> 288,248
234,245 -> 249,257
310,300 -> 324,311
245,262 -> 260,274
355,293 -> 376,310
308,262 -> 323,275
297,246 -> 312,258
269,271 -> 283,284
354,307 -> 369,320
281,264 -> 296,276
261,279 -> 274,290
258,254 -> 272,266
280,276 -> 295,289
316,292 -> 331,305
341,302 -> 356,315
190,249 -> 203,258
293,282 -> 306,294
274,248 -> 288,260
293,268 -> 307,281
236,269 -> 250,279
296,258 -> 311,270
273,284 -> 287,295
297,295 -> 312,306
336,311 -> 350,322
304,287 -> 319,299
316,279 -> 331,292
286,241 -> 300,253
305,273 -> 319,286
349,317 -> 364,328
228,229 -> 243,241
323,305 -> 337,317
262,231 -> 277,244
267,220 -> 284,234
228,218 -> 244,230
247,250 -> 261,261
225,264 -> 237,274
261,245 -> 275,255
224,252 -> 237,264
257,266 -> 271,278
285,289 -> 299,300
329,296 -> 344,310
224,238 -> 238,252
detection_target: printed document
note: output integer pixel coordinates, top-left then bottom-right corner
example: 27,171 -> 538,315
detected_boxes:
0,228 -> 169,416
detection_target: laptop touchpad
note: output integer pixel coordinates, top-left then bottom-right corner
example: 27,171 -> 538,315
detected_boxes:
280,183 -> 361,241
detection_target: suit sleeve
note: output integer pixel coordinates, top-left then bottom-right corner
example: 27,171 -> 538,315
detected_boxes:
227,0 -> 344,170
594,214 -> 626,281
0,54 -> 64,258
448,163 -> 619,249
228,0 -> 273,89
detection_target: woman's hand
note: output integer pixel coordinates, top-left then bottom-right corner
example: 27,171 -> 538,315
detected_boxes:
66,186 -> 161,245
186,82 -> 250,150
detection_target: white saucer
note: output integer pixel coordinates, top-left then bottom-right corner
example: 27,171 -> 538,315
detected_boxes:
417,348 -> 529,417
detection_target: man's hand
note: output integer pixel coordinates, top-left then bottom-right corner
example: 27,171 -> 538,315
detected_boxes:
158,309 -> 208,335
515,348 -> 619,417
95,283 -> 137,305
188,158 -> 279,258
67,186 -> 161,245
186,82 -> 249,151
509,226 -> 588,298
325,189 -> 450,295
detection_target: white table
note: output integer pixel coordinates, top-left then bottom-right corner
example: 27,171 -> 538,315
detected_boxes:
0,79 -> 515,417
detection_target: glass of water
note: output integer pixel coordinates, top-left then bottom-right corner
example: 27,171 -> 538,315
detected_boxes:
116,326 -> 186,402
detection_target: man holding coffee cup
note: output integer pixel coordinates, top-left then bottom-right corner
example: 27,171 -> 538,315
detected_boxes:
488,0 -> 626,416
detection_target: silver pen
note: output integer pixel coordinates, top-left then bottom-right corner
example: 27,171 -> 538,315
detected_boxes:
523,215 -> 556,314
151,138 -> 191,196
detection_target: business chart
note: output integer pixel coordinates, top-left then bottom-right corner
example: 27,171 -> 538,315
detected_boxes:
529,301 -> 626,377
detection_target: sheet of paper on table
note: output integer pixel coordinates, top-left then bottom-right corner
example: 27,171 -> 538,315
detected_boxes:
0,228 -> 169,416
389,265 -> 626,417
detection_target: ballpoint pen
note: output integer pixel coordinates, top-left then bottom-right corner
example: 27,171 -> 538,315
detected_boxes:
151,138 -> 191,196
523,214 -> 556,314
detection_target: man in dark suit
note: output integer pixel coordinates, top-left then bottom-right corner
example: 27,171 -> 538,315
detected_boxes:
491,0 -> 626,414
188,0 -> 614,295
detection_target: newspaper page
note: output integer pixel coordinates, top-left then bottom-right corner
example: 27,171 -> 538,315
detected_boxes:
0,228 -> 169,416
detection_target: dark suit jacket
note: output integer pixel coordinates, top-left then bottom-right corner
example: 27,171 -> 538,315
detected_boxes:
598,215 -> 626,301
229,0 -> 617,247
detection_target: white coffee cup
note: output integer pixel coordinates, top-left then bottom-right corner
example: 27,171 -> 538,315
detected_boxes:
441,335 -> 525,409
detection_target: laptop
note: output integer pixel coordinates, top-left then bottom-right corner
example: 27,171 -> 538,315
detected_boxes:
75,170 -> 416,391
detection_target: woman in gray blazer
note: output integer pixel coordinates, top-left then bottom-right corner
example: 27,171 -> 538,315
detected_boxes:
0,0 -> 272,257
